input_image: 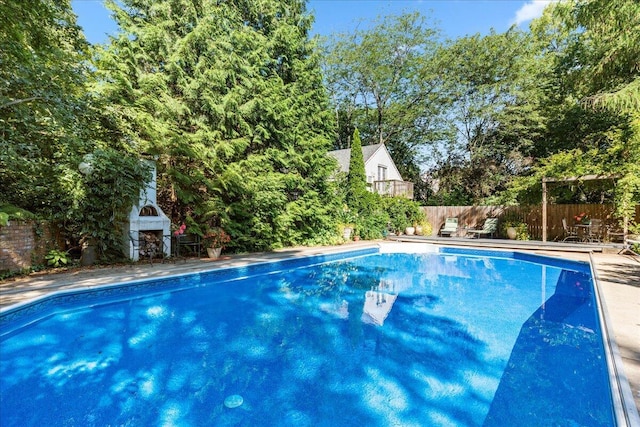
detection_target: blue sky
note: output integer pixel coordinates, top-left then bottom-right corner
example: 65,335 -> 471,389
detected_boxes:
71,0 -> 556,45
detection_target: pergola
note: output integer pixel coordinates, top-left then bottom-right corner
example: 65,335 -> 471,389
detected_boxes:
541,174 -> 622,242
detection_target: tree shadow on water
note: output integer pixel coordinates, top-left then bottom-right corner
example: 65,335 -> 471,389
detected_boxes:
483,270 -> 615,427
2,254 -> 557,426
257,260 -> 496,426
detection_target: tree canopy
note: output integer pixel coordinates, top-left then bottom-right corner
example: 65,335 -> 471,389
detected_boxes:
1,0 -> 91,211
322,12 -> 446,197
94,0 -> 339,251
320,1 -> 639,219
431,29 -> 544,204
504,0 -> 640,221
2,0 -> 638,258
0,0 -> 151,258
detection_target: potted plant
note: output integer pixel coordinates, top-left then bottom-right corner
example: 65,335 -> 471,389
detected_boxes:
337,205 -> 356,241
406,204 -> 427,236
502,220 -> 529,240
415,219 -> 432,236
574,212 -> 591,225
501,212 -> 530,240
203,227 -> 231,259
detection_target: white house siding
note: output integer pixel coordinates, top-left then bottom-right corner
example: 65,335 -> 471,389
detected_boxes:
365,145 -> 403,183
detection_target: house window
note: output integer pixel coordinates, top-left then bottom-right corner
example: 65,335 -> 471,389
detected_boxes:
377,165 -> 387,181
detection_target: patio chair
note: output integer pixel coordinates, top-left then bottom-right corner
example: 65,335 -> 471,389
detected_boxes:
173,233 -> 202,258
466,218 -> 498,239
439,217 -> 459,237
561,218 -> 580,242
586,219 -> 604,242
606,226 -> 626,243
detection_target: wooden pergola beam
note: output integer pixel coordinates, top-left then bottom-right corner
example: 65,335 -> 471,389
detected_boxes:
542,174 -> 615,184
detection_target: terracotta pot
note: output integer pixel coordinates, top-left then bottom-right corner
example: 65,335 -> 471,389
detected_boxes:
506,227 -> 517,240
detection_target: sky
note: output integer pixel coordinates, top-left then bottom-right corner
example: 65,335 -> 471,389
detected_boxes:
71,0 -> 557,45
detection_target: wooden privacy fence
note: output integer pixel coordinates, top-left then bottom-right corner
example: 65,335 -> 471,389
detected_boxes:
421,204 -> 640,240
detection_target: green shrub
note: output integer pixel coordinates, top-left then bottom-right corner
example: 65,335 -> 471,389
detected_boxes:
501,210 -> 530,240
355,208 -> 390,240
417,220 -> 433,236
381,197 -> 425,234
502,221 -> 530,240
0,204 -> 37,221
45,249 -> 71,268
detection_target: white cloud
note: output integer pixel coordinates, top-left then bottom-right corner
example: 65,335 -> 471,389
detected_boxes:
512,1 -> 559,26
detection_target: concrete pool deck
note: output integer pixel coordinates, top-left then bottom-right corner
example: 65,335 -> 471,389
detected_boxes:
1,240 -> 639,419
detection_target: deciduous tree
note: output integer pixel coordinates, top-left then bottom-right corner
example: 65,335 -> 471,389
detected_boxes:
432,29 -> 543,204
504,0 -> 639,223
0,0 -> 92,212
322,12 -> 446,190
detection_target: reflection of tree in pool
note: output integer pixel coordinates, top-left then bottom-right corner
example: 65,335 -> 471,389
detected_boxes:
2,253 -> 551,426
222,257 -> 494,426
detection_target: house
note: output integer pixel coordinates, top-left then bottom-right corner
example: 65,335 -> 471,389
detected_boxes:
328,143 -> 414,199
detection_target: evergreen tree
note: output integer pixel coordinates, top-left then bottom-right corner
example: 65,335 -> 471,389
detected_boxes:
347,128 -> 367,211
95,0 -> 337,251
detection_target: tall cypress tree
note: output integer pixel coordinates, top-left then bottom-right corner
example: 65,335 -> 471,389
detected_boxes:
95,0 -> 337,251
347,128 -> 367,211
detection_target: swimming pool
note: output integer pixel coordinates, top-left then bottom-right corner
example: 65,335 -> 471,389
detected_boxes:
0,244 -> 636,426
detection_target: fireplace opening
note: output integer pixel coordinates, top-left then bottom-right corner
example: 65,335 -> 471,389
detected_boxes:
132,230 -> 165,261
125,161 -> 171,261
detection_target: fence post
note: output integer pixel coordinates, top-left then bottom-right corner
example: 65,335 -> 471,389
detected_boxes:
542,179 -> 548,242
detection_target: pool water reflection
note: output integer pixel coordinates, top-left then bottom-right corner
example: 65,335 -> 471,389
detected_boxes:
0,250 -> 614,426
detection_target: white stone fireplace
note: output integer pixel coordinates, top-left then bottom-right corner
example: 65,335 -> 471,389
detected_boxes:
126,161 -> 171,261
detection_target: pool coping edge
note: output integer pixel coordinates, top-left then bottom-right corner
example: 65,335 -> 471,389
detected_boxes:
589,252 -> 640,427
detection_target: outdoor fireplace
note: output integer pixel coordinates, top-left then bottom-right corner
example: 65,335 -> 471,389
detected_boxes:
125,161 -> 171,261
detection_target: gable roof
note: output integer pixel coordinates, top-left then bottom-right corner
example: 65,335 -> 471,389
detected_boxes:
327,143 -> 384,174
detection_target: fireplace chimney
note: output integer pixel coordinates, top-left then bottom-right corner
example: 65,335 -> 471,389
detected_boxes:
125,161 -> 171,261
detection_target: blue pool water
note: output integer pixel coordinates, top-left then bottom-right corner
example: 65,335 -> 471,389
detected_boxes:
0,248 -> 615,426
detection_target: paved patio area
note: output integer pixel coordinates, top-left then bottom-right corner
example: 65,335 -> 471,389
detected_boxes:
1,241 -> 638,419
591,253 -> 640,420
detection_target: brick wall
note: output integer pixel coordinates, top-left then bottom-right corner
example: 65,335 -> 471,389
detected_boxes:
0,221 -> 58,273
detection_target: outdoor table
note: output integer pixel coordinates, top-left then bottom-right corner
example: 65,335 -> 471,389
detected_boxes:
574,224 -> 591,242
574,223 -> 602,242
